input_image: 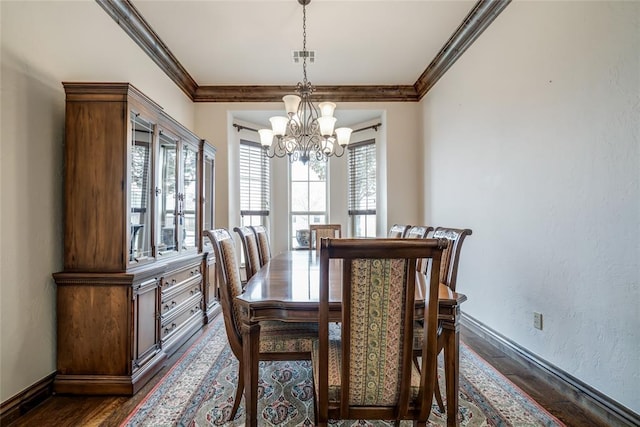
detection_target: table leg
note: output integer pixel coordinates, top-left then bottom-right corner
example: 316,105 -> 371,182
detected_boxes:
442,305 -> 461,427
444,329 -> 460,426
242,321 -> 260,427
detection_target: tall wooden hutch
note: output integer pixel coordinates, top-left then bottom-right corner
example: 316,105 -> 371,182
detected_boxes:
53,83 -> 219,395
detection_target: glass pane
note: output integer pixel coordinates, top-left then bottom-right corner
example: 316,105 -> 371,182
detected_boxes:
309,182 -> 326,211
158,132 -> 178,255
309,215 -> 326,226
353,215 -> 365,238
130,113 -> 154,262
308,158 -> 326,181
366,214 -> 377,237
290,160 -> 308,181
203,154 -> 215,234
291,182 -> 308,211
291,215 -> 309,249
182,144 -> 198,251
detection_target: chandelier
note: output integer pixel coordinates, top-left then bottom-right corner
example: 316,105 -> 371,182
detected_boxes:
258,0 -> 352,164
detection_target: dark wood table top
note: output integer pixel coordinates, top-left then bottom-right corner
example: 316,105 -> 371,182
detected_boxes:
236,250 -> 467,318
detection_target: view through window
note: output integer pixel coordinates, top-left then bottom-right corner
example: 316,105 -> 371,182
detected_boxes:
290,158 -> 327,249
239,140 -> 270,227
348,140 -> 376,237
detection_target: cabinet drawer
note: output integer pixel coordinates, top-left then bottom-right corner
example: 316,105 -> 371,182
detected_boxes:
160,277 -> 201,315
162,263 -> 202,291
161,294 -> 202,340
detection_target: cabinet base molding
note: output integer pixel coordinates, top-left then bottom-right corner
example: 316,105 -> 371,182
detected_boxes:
204,301 -> 222,324
0,372 -> 55,425
53,351 -> 167,396
461,313 -> 640,427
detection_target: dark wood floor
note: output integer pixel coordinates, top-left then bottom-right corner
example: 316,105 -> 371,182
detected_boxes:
4,320 -> 610,427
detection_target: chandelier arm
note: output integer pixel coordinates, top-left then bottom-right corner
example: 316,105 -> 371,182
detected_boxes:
329,142 -> 346,157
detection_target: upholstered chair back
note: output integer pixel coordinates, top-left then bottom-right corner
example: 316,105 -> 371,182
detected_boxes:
314,238 -> 447,424
204,229 -> 244,359
233,226 -> 261,281
250,225 -> 272,266
309,224 -> 342,253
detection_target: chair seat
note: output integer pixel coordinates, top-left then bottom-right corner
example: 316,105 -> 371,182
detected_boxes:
311,339 -> 422,405
259,321 -> 319,353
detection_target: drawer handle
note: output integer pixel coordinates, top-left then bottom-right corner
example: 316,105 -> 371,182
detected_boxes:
163,323 -> 177,334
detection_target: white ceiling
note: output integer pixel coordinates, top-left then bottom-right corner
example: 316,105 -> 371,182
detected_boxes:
132,0 -> 476,87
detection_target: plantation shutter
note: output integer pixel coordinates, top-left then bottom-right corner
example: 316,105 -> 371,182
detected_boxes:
348,140 -> 376,215
240,140 -> 270,217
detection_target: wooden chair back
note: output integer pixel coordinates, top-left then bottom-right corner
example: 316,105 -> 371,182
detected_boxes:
309,224 -> 342,253
405,225 -> 433,239
432,227 -> 472,291
233,226 -> 261,281
315,238 -> 447,425
203,229 -> 244,360
250,225 -> 272,266
405,226 -> 434,274
388,224 -> 411,238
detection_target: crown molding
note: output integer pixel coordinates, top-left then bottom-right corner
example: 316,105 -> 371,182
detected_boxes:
95,0 -> 198,100
414,0 -> 512,100
193,85 -> 418,103
97,0 -> 510,103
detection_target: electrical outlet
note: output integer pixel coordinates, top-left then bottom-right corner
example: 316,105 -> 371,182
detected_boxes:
533,312 -> 543,330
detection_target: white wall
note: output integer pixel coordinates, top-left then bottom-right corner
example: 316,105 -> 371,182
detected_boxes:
421,0 -> 639,412
0,0 -> 193,402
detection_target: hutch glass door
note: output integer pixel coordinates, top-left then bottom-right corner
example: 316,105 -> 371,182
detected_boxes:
181,144 -> 198,252
157,131 -> 178,256
129,112 -> 154,263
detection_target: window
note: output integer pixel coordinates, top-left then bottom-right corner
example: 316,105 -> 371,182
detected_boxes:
239,140 -> 270,227
290,158 -> 327,249
348,139 -> 376,237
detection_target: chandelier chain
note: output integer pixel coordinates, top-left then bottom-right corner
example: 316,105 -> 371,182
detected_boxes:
302,2 -> 308,85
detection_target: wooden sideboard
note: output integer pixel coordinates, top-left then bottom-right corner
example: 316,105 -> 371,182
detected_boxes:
53,82 -> 219,395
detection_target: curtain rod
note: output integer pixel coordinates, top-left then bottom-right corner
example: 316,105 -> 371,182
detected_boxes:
232,122 -> 381,134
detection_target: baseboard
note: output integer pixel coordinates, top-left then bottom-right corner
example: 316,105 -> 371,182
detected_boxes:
461,313 -> 639,427
0,372 -> 55,426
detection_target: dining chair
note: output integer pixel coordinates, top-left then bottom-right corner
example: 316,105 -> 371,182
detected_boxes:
309,224 -> 341,253
388,223 -> 411,238
405,225 -> 433,239
204,228 -> 319,421
413,226 -> 473,412
233,226 -> 261,282
249,224 -> 272,267
313,238 -> 447,426
432,227 -> 473,291
405,225 -> 434,277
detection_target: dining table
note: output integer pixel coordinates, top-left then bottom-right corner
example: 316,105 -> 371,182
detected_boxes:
235,249 -> 467,427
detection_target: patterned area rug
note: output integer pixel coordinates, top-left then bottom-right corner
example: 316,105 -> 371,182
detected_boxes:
121,315 -> 565,426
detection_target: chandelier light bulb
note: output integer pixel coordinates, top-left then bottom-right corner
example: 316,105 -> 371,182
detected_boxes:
318,102 -> 336,117
283,95 -> 301,115
317,116 -> 337,137
269,116 -> 289,137
334,127 -> 353,146
258,129 -> 274,147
